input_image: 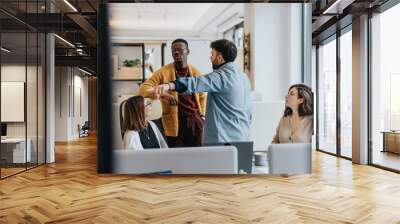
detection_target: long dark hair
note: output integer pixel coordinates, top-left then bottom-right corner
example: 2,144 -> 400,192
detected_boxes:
122,96 -> 147,134
284,84 -> 313,117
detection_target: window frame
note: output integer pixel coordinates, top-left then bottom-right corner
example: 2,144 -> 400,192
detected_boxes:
315,24 -> 353,160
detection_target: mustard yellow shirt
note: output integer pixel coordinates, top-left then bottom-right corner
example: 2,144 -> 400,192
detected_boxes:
138,63 -> 207,137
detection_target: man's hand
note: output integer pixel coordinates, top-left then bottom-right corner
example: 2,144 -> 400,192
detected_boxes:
147,83 -> 171,98
160,94 -> 178,106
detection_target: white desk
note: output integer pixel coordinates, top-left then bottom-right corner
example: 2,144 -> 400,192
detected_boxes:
1,138 -> 31,163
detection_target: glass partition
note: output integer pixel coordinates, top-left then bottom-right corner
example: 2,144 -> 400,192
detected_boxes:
0,1 -> 46,179
317,36 -> 337,155
1,25 -> 28,178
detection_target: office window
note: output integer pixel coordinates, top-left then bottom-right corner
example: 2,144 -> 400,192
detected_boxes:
144,44 -> 163,79
223,22 -> 244,48
371,3 -> 400,171
318,37 -> 337,154
223,23 -> 244,73
340,29 -> 352,158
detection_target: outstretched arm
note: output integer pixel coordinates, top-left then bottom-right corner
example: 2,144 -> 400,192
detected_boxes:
147,65 -> 235,95
138,70 -> 164,99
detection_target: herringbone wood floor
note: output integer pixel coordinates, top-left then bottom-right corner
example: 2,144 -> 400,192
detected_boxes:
1,135 -> 400,224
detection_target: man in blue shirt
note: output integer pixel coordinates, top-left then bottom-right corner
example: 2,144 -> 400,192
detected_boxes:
148,39 -> 252,144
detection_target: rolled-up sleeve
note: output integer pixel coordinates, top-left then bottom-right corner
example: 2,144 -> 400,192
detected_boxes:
174,67 -> 235,94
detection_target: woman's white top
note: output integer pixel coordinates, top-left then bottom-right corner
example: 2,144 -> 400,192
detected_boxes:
123,121 -> 168,150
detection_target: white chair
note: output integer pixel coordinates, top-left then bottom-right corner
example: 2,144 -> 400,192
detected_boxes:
113,146 -> 238,174
250,101 -> 284,151
267,143 -> 312,174
112,102 -> 124,150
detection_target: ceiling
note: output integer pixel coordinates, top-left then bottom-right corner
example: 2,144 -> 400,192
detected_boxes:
311,0 -> 391,43
0,0 -> 99,73
2,0 -> 395,73
110,3 -> 215,31
109,3 -> 244,40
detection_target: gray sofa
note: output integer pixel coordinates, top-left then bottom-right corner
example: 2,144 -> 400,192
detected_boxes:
113,146 -> 238,174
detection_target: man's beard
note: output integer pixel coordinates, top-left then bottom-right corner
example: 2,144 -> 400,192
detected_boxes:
174,61 -> 183,68
211,60 -> 219,70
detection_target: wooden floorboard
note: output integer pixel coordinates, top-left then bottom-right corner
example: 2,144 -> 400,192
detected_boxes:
1,135 -> 400,223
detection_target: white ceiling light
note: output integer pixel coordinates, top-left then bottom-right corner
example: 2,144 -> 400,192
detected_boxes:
54,34 -> 75,48
322,0 -> 354,15
1,47 -> 11,53
78,67 -> 92,76
63,0 -> 78,12
76,48 -> 83,55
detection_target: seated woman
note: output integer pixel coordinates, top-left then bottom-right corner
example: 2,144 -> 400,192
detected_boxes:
122,95 -> 168,150
272,84 -> 313,144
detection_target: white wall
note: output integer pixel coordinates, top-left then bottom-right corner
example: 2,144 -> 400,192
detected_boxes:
71,74 -> 89,138
112,82 -> 140,103
164,40 -> 213,74
55,67 -> 69,141
244,3 -> 304,101
55,67 -> 89,141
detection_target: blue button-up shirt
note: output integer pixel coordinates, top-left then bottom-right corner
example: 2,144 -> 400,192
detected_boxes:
175,62 -> 252,143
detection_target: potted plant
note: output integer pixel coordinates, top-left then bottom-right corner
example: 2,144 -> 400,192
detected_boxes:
120,59 -> 142,79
